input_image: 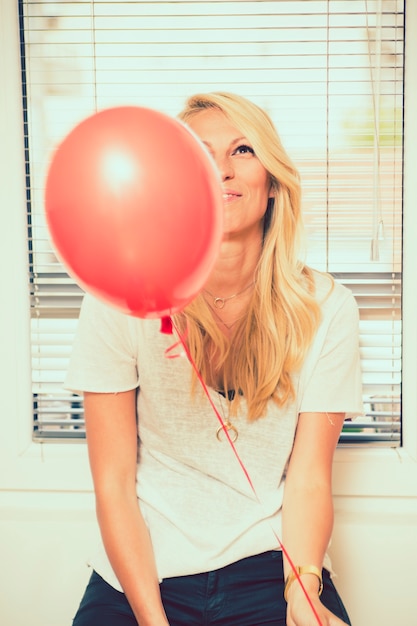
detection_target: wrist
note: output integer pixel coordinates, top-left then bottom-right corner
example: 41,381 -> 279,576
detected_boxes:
284,565 -> 323,603
131,598 -> 169,626
133,612 -> 169,626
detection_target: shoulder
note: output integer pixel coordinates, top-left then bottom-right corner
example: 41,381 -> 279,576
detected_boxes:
80,292 -> 130,320
311,269 -> 357,313
78,293 -> 170,347
308,270 -> 359,341
76,293 -> 147,354
79,293 -> 141,330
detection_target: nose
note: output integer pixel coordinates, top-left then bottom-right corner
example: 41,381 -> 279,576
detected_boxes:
216,155 -> 234,182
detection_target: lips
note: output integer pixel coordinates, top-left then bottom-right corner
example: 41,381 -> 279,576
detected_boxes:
222,189 -> 241,201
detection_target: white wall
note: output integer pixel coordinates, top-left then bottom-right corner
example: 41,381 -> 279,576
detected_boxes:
1,1 -> 416,625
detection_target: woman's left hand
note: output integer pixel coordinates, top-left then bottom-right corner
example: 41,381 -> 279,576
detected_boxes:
286,584 -> 348,626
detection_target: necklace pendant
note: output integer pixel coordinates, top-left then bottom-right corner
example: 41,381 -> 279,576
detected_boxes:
214,297 -> 226,309
216,421 -> 239,443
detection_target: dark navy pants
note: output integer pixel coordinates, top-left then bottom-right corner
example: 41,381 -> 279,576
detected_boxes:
72,551 -> 351,625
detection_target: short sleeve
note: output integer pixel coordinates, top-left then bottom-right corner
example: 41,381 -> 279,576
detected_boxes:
64,294 -> 139,394
298,283 -> 364,417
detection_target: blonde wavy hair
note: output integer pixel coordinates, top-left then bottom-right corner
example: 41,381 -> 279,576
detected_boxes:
175,92 -> 323,420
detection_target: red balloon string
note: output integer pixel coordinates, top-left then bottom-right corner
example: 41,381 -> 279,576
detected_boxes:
165,317 -> 323,626
168,318 -> 256,490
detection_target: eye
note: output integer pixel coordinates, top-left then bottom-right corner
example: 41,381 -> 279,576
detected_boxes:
233,144 -> 255,156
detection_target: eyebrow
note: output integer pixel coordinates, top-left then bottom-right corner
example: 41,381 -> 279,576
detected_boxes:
201,136 -> 250,150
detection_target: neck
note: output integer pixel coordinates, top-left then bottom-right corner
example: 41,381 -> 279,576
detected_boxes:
205,234 -> 262,295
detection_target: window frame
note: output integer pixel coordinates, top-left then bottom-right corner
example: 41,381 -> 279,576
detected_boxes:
26,0 -> 404,446
0,0 -> 416,496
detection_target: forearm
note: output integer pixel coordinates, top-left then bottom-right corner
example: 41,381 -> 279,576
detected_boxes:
281,481 -> 334,590
82,391 -> 167,624
96,488 -> 168,626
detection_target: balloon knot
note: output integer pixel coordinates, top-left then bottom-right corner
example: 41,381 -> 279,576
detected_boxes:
160,316 -> 173,335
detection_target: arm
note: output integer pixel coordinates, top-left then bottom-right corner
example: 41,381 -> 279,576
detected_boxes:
282,411 -> 348,626
84,390 -> 169,626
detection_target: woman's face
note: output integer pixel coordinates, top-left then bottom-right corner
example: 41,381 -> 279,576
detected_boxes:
187,109 -> 273,239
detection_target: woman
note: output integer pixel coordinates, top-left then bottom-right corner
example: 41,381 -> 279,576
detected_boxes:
66,92 -> 363,626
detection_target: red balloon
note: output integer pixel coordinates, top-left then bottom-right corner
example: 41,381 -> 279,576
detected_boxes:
45,106 -> 223,318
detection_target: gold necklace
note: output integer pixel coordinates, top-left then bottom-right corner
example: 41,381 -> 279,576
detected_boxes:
208,304 -> 246,331
216,390 -> 238,442
204,281 -> 255,309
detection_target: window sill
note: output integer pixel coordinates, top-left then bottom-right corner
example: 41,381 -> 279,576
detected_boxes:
333,446 -> 417,498
1,436 -> 417,497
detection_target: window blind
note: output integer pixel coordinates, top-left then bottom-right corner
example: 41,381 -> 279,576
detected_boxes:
21,0 -> 403,444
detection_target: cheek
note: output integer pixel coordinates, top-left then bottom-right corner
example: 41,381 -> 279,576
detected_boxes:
253,177 -> 273,200
253,169 -> 271,197
239,162 -> 271,199
246,173 -> 270,194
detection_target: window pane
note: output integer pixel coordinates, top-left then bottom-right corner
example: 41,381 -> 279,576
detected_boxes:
21,0 -> 404,444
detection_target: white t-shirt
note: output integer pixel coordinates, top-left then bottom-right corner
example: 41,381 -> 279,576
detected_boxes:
65,271 -> 363,590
